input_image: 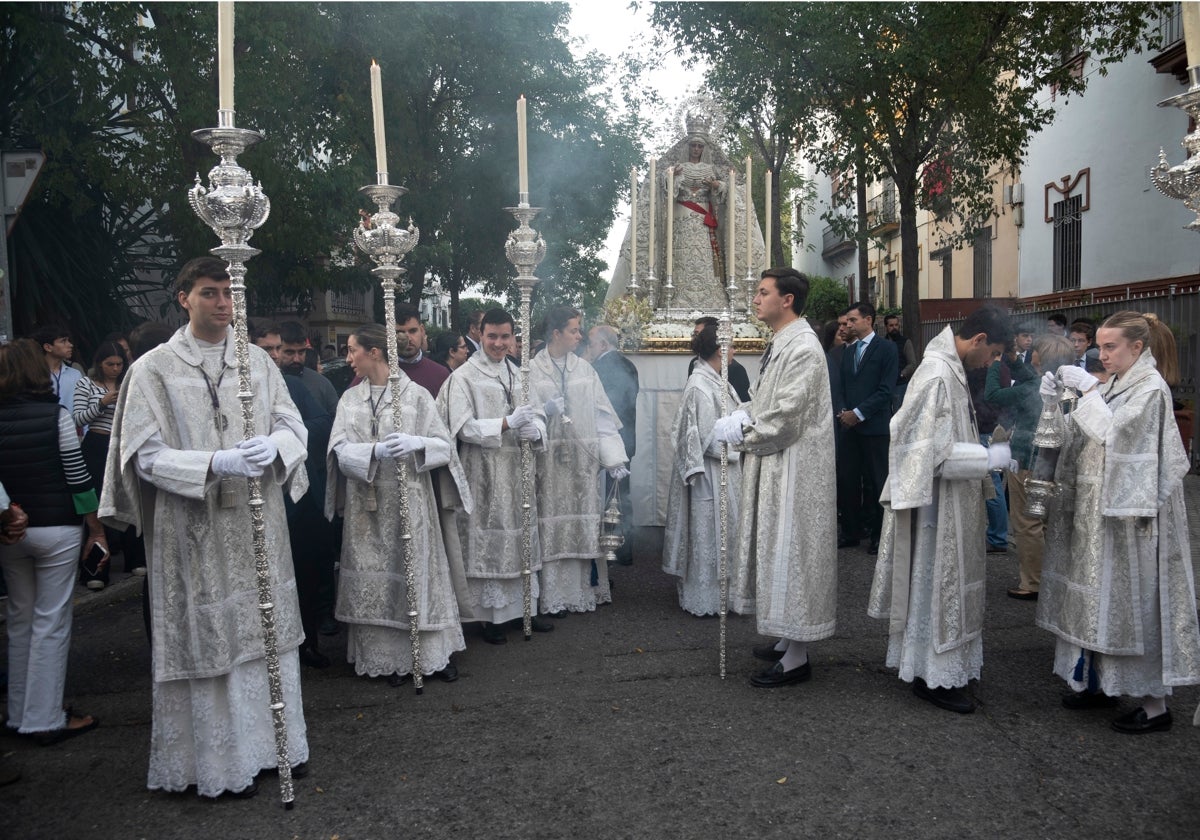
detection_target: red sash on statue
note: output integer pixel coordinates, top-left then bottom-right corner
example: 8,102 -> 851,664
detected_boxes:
679,199 -> 725,280
679,200 -> 719,228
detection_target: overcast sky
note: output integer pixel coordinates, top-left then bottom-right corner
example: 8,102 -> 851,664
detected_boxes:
564,1 -> 703,283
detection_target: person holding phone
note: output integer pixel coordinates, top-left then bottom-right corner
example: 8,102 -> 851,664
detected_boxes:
0,338 -> 105,745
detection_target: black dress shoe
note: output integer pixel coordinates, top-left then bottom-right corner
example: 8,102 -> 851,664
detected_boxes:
434,663 -> 459,683
749,660 -> 812,688
298,647 -> 331,669
912,678 -> 975,714
544,610 -> 567,619
318,617 -> 340,636
1062,690 -> 1117,710
529,616 -> 554,633
291,762 -> 309,779
1111,707 -> 1172,734
220,780 -> 259,799
1007,588 -> 1039,601
751,643 -> 785,662
386,672 -> 411,688
481,623 -> 507,645
837,537 -> 860,549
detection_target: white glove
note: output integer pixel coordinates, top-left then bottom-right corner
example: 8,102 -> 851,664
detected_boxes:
608,465 -> 630,481
712,415 -> 745,445
544,396 -> 565,417
211,448 -> 264,478
1039,372 -> 1058,397
517,423 -> 541,442
1057,365 -> 1099,394
1007,459 -> 1019,474
380,432 -> 423,459
728,409 -> 750,429
373,442 -> 391,460
987,441 -> 1011,471
506,404 -> 535,430
237,435 -> 279,467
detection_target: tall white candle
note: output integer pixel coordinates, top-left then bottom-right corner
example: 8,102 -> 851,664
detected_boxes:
727,168 -> 736,282
648,160 -> 656,275
1185,2 -> 1200,69
665,167 -> 675,277
630,167 -> 638,279
218,2 -> 234,113
764,169 -> 772,266
517,96 -> 529,195
744,156 -> 752,273
370,61 -> 387,182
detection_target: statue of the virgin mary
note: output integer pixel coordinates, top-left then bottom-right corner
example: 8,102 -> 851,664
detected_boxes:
607,93 -> 766,321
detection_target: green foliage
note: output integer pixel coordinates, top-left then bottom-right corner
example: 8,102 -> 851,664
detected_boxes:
804,275 -> 849,324
653,2 -> 1160,345
3,2 -> 641,345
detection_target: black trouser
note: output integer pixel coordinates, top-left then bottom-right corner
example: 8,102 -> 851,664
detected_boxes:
836,431 -> 890,543
287,493 -> 331,651
80,430 -> 147,584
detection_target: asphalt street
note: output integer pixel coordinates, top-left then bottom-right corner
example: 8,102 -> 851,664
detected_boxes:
2,478 -> 1199,840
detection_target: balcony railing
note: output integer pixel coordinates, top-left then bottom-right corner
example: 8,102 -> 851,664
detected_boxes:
866,189 -> 899,234
821,224 -> 856,259
330,290 -> 367,316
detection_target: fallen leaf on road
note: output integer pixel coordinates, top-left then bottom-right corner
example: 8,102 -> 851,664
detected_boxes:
356,713 -> 363,720
316,786 -> 324,794
635,647 -> 644,654
776,777 -> 787,784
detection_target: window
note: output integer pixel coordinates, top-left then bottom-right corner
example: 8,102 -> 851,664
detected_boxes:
932,248 -> 953,298
1053,196 -> 1082,291
886,270 -> 897,307
972,227 -> 992,298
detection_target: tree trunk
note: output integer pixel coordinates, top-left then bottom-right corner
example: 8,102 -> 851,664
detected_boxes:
448,265 -> 462,335
855,151 -> 869,302
771,162 -> 785,267
897,177 -> 923,351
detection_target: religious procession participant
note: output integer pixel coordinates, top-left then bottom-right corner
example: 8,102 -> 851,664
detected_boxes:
868,306 -> 1013,714
712,268 -> 837,687
326,324 -> 468,685
437,308 -> 552,645
100,257 -> 310,798
529,306 -> 628,615
663,321 -> 742,616
1036,311 -> 1200,733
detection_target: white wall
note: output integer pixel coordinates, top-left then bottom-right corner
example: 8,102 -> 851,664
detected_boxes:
1019,51 -> 1199,295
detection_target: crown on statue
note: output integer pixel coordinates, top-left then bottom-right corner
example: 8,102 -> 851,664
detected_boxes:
674,92 -> 726,142
685,112 -> 712,137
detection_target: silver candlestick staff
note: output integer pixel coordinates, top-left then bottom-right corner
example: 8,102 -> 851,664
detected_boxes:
1152,67 -> 1200,231
187,115 -> 295,809
353,182 -> 423,692
717,305 -> 732,680
505,198 -> 546,640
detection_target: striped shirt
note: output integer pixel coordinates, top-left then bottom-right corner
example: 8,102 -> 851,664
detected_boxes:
73,377 -> 116,434
58,408 -> 98,514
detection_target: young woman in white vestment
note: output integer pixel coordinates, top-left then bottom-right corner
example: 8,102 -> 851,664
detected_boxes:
1036,311 -> 1200,734
663,322 -> 742,616
327,325 -> 467,686
529,306 -> 629,614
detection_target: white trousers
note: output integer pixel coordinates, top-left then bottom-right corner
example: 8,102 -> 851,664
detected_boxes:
1,524 -> 82,733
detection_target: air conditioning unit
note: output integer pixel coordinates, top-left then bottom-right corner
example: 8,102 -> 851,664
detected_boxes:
1011,183 -> 1025,205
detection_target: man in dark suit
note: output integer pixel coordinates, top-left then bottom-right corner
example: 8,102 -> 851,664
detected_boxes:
587,324 -> 638,565
837,301 -> 899,554
686,317 -> 752,402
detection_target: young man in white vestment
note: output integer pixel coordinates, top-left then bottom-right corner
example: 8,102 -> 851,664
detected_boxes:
529,306 -> 629,614
326,324 -> 469,686
868,306 -> 1013,714
436,308 -> 553,645
712,268 -> 838,688
100,257 -> 310,798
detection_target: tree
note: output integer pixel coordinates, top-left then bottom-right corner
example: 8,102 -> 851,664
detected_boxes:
3,2 -> 639,349
653,2 -> 1160,346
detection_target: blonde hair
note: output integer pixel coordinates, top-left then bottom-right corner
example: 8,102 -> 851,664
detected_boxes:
1099,310 -> 1178,385
1030,334 -> 1074,374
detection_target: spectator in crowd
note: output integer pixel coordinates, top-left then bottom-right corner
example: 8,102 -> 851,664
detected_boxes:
33,324 -> 83,416
883,314 -> 918,411
1069,321 -> 1100,369
74,341 -> 145,589
1011,323 -> 1035,366
985,334 -> 1073,600
101,330 -> 132,362
431,332 -> 469,371
837,302 -> 899,554
586,324 -> 639,566
968,361 -> 1007,555
277,321 -> 338,416
394,304 -> 450,398
128,321 -> 174,362
464,310 -> 484,356
0,339 -> 105,745
1046,312 -> 1068,336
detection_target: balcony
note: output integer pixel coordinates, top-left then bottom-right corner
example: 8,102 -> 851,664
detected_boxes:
329,290 -> 368,317
821,224 -> 856,260
1150,3 -> 1187,83
866,189 -> 899,236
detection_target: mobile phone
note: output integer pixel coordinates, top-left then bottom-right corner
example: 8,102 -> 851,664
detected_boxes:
82,542 -> 110,577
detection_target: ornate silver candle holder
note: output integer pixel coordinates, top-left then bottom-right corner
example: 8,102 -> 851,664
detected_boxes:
187,119 -> 296,809
353,183 -> 424,692
1152,68 -> 1200,230
505,202 -> 546,641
